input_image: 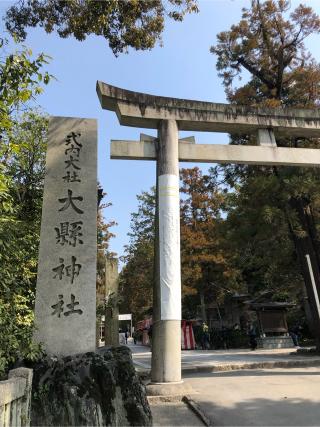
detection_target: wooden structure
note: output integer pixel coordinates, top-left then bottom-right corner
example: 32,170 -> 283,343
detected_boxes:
0,368 -> 33,427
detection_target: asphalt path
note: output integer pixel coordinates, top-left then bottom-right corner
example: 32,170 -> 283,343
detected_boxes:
183,367 -> 320,426
129,342 -> 320,372
128,343 -> 320,425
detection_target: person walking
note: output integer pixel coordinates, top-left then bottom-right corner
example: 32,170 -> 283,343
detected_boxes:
248,323 -> 258,351
201,322 -> 210,350
289,324 -> 301,347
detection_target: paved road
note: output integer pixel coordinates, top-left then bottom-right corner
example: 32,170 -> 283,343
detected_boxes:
183,367 -> 320,426
128,343 -> 320,426
150,401 -> 204,426
129,342 -> 320,372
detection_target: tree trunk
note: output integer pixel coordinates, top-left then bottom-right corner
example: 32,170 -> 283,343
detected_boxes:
272,166 -> 320,347
289,197 -> 320,349
200,289 -> 207,322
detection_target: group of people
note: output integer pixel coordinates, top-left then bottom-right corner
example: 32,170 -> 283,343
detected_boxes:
200,321 -> 244,350
199,321 -> 257,351
131,321 -> 302,350
119,329 -> 130,345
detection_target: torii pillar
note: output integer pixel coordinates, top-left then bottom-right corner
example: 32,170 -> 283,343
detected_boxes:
152,119 -> 181,382
97,81 -> 320,384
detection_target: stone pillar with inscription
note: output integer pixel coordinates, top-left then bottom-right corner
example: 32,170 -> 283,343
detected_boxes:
34,116 -> 97,356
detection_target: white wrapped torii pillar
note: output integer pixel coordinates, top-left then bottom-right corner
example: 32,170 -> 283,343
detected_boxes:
97,81 -> 320,385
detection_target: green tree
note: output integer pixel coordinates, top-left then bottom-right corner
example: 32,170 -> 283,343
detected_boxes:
0,37 -> 51,138
96,189 -> 117,304
119,189 -> 156,322
0,111 -> 48,377
95,189 -> 117,345
211,0 -> 320,104
0,35 -> 51,376
180,167 -> 240,319
222,170 -> 303,298
211,0 -> 320,342
0,36 -> 51,233
5,0 -> 198,55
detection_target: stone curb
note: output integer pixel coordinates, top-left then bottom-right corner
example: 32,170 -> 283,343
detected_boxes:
148,395 -> 185,404
137,358 -> 320,378
183,358 -> 320,374
147,394 -> 214,426
183,395 -> 214,427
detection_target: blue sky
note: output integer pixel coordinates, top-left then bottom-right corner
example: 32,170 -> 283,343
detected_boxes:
1,0 -> 320,261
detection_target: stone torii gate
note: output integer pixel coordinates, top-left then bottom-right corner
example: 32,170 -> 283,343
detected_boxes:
97,81 -> 320,385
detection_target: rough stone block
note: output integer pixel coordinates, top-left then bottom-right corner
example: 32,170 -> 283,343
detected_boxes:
31,347 -> 152,426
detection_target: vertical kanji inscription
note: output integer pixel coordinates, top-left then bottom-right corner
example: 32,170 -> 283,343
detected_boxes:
34,117 -> 97,356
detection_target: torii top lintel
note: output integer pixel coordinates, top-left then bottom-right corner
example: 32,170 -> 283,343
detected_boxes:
96,81 -> 320,138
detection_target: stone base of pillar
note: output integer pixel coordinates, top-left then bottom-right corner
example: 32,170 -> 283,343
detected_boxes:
146,381 -> 194,397
151,320 -> 181,383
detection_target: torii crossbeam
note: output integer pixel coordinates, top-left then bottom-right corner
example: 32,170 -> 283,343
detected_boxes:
97,81 -> 320,387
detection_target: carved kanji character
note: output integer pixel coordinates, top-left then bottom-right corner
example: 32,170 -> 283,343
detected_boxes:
65,155 -> 80,170
62,171 -> 81,183
52,256 -> 81,284
54,221 -> 83,247
65,132 -> 82,147
65,144 -> 81,157
58,189 -> 83,214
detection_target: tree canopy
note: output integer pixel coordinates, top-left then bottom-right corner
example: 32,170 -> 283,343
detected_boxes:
5,0 -> 198,55
119,189 -> 155,321
211,0 -> 320,104
120,2 -> 320,343
211,0 -> 320,342
0,37 -> 51,137
180,167 -> 240,318
0,111 -> 48,377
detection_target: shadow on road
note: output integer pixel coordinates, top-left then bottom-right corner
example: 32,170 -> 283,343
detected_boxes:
190,396 -> 320,426
182,368 -> 320,426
